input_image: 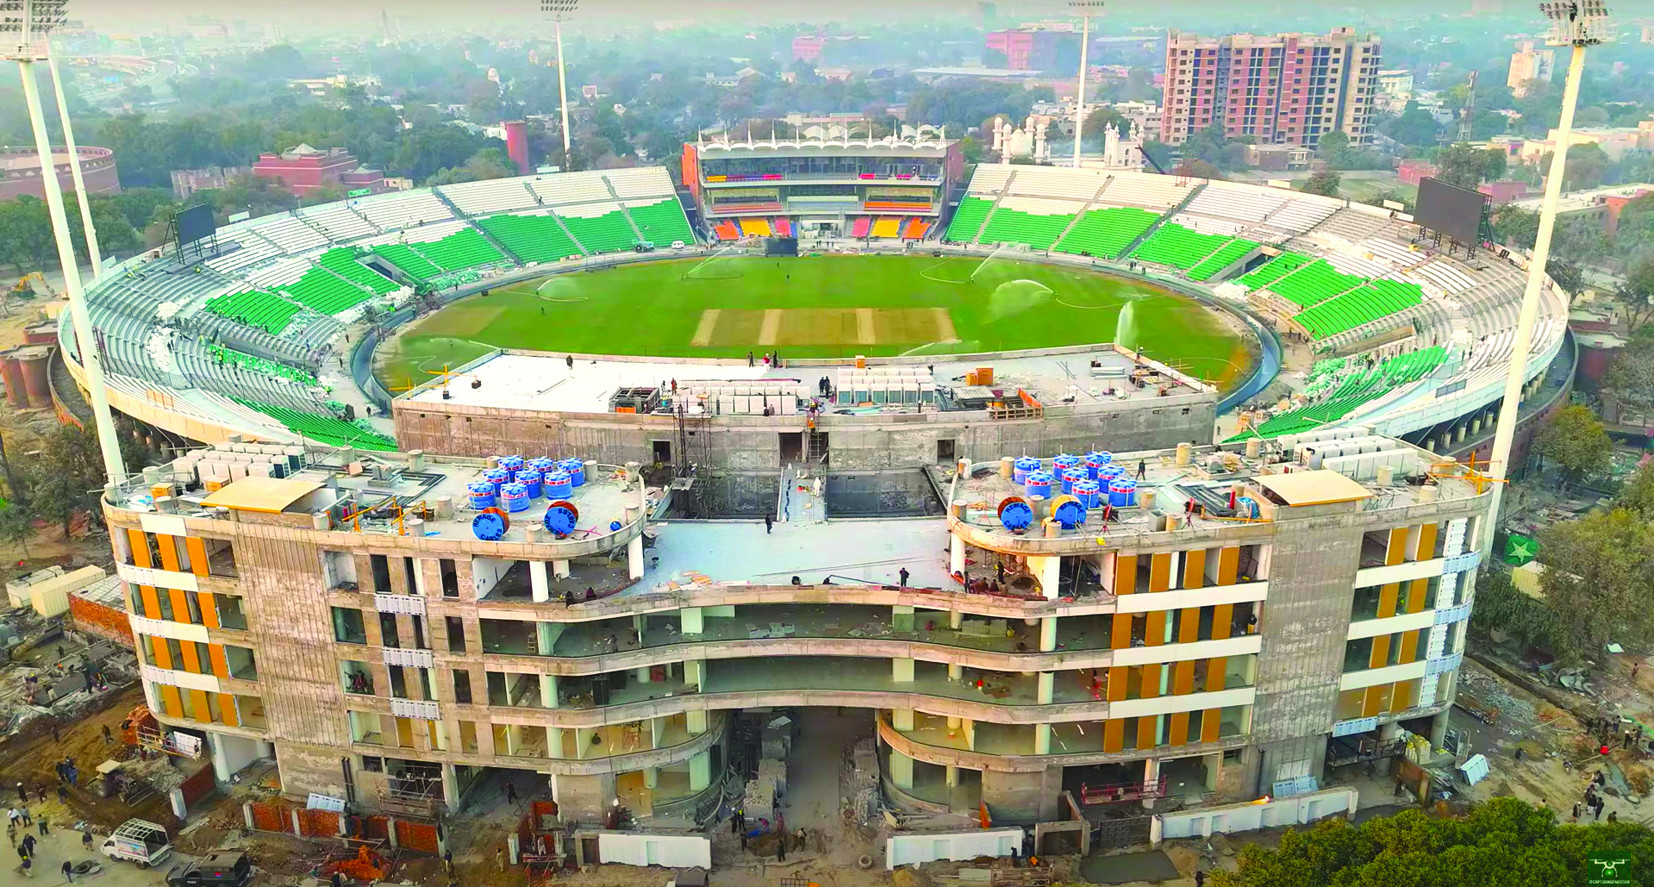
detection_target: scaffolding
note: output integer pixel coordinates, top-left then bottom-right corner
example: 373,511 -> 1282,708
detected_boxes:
674,401 -> 713,517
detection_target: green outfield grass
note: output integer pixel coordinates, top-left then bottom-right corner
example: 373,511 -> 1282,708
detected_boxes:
375,254 -> 1256,391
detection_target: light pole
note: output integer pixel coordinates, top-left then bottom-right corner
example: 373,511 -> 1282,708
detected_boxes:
47,43 -> 101,279
542,0 -> 578,171
1069,1 -> 1104,168
1483,0 -> 1611,558
1,0 -> 126,485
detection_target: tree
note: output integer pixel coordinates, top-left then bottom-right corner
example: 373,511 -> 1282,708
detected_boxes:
1213,798 -> 1654,887
21,425 -> 111,537
1140,139 -> 1172,172
1315,130 -> 1352,168
1540,142 -> 1613,191
1535,404 -> 1612,486
1492,204 -> 1540,250
1605,326 -> 1654,414
1621,254 -> 1654,330
1470,570 -> 1565,657
1618,193 -> 1654,256
1301,170 -> 1341,197
425,147 -> 516,185
1172,159 -> 1222,180
1381,100 -> 1440,147
0,502 -> 34,559
1082,106 -> 1128,143
1434,143 -> 1506,189
1617,461 -> 1654,519
1538,507 -> 1654,659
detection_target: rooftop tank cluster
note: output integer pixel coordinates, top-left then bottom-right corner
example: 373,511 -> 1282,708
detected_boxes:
994,451 -> 1140,535
469,455 -> 589,540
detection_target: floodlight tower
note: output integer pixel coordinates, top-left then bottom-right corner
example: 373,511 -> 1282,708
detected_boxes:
47,44 -> 100,278
1069,1 -> 1104,167
1483,0 -> 1611,557
1,0 -> 125,485
542,0 -> 578,170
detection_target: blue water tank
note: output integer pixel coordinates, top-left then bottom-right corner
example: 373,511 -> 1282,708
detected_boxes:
1062,468 -> 1087,496
499,455 -> 524,479
518,470 -> 543,498
483,467 -> 510,494
1051,454 -> 1081,479
1012,457 -> 1042,485
1098,464 -> 1124,484
1108,477 -> 1137,507
544,470 -> 573,500
501,482 -> 530,513
559,458 -> 586,487
1084,451 -> 1112,480
467,481 -> 497,510
528,457 -> 558,476
1072,478 -> 1101,508
1024,470 -> 1053,499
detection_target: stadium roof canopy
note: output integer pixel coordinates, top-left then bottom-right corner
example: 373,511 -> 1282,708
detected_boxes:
698,141 -> 952,158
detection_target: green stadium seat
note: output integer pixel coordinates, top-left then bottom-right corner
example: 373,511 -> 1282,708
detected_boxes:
1054,207 -> 1161,259
1261,258 -> 1367,309
205,290 -> 303,335
477,214 -> 582,263
233,398 -> 398,451
1292,279 -> 1425,340
1237,252 -> 1312,291
560,210 -> 636,254
1127,223 -> 1241,271
210,344 -> 317,387
372,229 -> 505,283
1227,347 -> 1447,440
1187,238 -> 1261,281
977,207 -> 1075,250
943,196 -> 993,242
626,199 -> 696,245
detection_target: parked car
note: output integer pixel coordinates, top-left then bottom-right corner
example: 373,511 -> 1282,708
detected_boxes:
166,850 -> 252,887
99,819 -> 171,868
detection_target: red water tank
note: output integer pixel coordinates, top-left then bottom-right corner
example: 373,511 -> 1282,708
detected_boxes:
1,353 -> 29,408
504,120 -> 530,175
16,345 -> 52,402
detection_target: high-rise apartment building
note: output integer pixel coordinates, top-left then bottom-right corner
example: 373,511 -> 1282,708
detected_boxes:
107,434 -> 1490,823
1507,41 -> 1555,97
1160,28 -> 1381,148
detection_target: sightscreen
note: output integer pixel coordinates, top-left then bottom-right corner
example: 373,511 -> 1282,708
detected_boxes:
1415,177 -> 1486,245
176,203 -> 217,246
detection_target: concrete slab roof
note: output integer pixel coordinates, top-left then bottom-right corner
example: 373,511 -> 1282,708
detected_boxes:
644,518 -> 954,593
202,476 -> 323,513
1255,470 -> 1372,506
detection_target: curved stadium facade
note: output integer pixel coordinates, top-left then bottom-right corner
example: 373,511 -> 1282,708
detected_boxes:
76,163 -> 1560,824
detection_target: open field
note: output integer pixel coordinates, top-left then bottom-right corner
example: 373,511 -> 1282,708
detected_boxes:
375,254 -> 1255,390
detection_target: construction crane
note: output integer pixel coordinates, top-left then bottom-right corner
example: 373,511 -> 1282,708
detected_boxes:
1459,71 -> 1478,142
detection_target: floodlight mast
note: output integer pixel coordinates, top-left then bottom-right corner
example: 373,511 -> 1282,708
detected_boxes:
1482,0 -> 1611,560
1,0 -> 126,486
542,0 -> 578,170
1069,1 -> 1104,167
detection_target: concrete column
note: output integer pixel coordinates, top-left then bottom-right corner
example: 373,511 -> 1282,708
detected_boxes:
1204,752 -> 1222,791
505,724 -> 519,756
1456,424 -> 1466,443
256,740 -> 274,759
948,663 -> 963,681
1029,555 -> 1062,599
949,609 -> 963,631
552,559 -> 571,580
687,710 -> 707,735
946,765 -> 959,787
947,715 -> 961,730
684,659 -> 705,692
548,726 -> 565,759
892,657 -> 915,683
535,623 -> 559,656
540,673 -> 558,709
625,504 -> 644,580
574,727 -> 594,759
893,708 -> 915,731
1037,671 -> 1054,704
643,767 -> 659,789
888,747 -> 914,790
1471,416 -> 1482,434
949,534 -> 966,576
1438,434 -> 1451,452
1034,723 -> 1051,754
442,763 -> 460,812
530,561 -> 549,603
635,667 -> 652,685
1429,709 -> 1450,748
1142,758 -> 1161,810
680,607 -> 703,635
689,748 -> 712,792
650,717 -> 664,750
208,732 -> 231,783
892,605 -> 915,631
1040,617 -> 1058,652
963,718 -> 976,749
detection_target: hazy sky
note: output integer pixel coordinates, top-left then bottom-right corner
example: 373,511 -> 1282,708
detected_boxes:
70,1 -> 1497,34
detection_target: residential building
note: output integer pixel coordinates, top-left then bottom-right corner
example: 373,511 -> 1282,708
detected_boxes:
1242,143 -> 1312,171
1506,42 -> 1555,97
1375,69 -> 1415,113
1160,28 -> 1382,148
1517,123 -> 1654,163
108,435 -> 1492,822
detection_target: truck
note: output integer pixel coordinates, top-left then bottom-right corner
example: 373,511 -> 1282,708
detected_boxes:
166,850 -> 252,887
100,819 -> 172,868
